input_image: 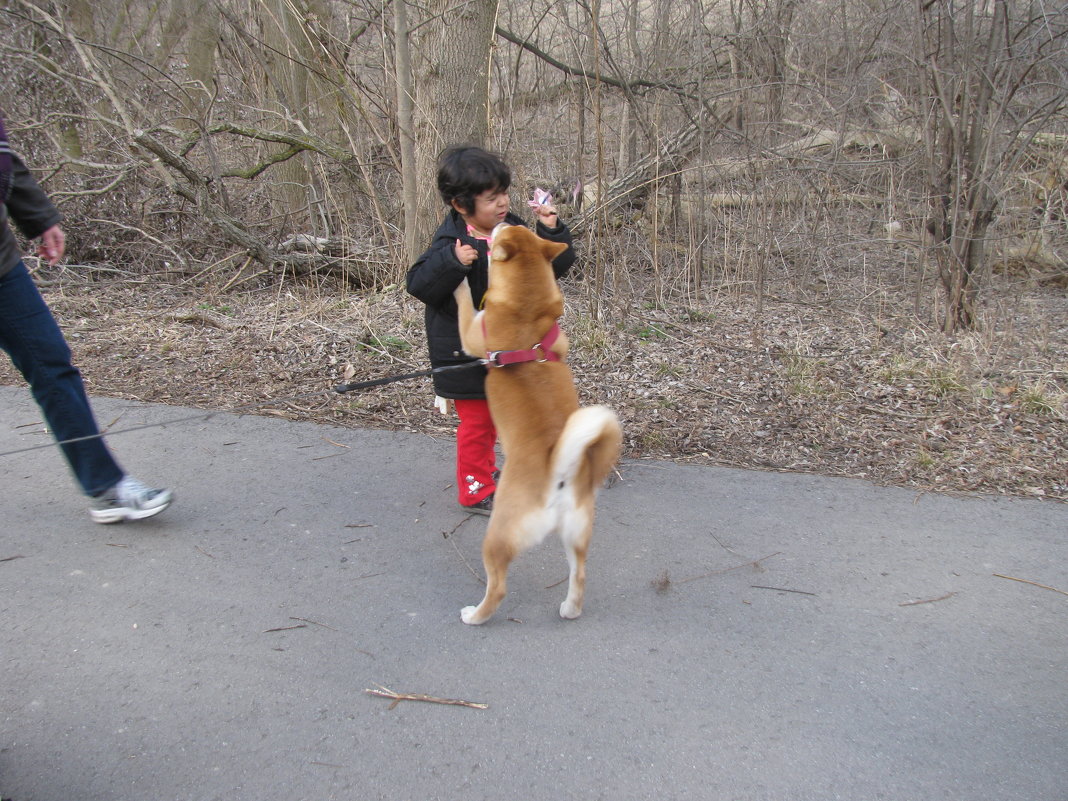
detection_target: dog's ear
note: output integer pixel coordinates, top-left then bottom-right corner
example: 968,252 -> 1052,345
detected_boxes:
491,238 -> 515,262
540,239 -> 569,262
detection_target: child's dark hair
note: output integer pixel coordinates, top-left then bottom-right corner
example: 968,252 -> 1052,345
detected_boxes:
437,145 -> 511,214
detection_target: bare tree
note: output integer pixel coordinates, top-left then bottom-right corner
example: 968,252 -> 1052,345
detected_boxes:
2,0 -> 1065,323
912,0 -> 1068,331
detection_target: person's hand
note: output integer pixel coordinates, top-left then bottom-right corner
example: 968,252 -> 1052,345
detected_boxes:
454,239 -> 477,267
37,225 -> 66,266
532,203 -> 559,228
528,187 -> 559,228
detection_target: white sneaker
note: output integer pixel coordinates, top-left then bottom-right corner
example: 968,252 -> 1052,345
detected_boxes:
89,476 -> 174,524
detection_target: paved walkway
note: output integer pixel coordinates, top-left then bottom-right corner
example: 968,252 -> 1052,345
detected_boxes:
1,385 -> 1065,801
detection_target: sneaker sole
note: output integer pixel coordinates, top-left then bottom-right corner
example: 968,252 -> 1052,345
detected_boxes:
90,493 -> 173,524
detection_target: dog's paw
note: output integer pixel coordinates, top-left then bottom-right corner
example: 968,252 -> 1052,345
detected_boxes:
559,600 -> 582,620
460,605 -> 485,625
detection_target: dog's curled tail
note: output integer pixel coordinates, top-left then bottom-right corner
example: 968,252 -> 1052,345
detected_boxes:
550,405 -> 623,496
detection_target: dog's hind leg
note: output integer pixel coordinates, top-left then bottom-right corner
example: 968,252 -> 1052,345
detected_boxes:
558,504 -> 594,619
461,517 -> 516,625
549,409 -> 621,619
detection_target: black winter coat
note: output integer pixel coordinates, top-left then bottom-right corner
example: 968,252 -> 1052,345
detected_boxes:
406,210 -> 576,399
1,153 -> 63,277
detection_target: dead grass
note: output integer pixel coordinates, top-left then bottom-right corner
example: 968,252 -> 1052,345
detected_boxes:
3,263 -> 1065,502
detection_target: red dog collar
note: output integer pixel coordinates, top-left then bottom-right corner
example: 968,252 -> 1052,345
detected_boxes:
484,321 -> 562,368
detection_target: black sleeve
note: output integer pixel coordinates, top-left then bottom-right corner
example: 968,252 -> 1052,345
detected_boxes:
5,154 -> 62,239
406,224 -> 473,309
536,218 -> 577,279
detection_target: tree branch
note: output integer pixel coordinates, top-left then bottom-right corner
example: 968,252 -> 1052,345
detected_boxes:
495,24 -> 694,96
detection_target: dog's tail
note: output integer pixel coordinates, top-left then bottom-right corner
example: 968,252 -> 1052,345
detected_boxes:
549,405 -> 622,497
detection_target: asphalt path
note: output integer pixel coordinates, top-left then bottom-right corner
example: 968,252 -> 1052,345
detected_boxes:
1,385 -> 1065,801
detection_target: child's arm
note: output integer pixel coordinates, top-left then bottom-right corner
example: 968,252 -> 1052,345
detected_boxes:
529,190 -> 575,279
406,232 -> 476,307
454,239 -> 477,267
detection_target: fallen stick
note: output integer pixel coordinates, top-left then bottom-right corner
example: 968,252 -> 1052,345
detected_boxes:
750,584 -> 817,596
677,552 -> 783,584
899,591 -> 956,606
365,684 -> 488,710
290,616 -> 338,631
993,573 -> 1068,597
443,525 -> 484,585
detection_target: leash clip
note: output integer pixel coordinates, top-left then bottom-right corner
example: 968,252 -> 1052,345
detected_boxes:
484,340 -> 558,368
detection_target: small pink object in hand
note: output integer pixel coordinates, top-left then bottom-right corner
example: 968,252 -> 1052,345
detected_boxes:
528,187 -> 552,209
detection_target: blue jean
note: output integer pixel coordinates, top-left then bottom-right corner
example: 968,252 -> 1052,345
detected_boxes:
0,261 -> 123,496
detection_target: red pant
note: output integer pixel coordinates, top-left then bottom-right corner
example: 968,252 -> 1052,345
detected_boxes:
454,398 -> 497,505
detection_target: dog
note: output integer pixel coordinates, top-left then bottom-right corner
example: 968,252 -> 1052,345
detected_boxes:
452,223 -> 622,625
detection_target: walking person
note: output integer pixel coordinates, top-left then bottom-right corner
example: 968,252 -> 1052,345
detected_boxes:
0,113 -> 173,523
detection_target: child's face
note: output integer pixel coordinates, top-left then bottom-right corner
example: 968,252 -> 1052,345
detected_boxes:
456,187 -> 510,235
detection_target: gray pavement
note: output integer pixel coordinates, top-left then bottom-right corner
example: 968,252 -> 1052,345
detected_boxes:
1,384 -> 1065,801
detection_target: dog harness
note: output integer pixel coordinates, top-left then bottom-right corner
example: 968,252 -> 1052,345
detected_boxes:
483,320 -> 562,368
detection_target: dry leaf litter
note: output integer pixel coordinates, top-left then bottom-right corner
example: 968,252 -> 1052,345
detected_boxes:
1,266 -> 1064,502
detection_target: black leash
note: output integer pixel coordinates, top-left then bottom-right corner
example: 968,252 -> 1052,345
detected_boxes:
332,359 -> 485,394
0,360 -> 487,459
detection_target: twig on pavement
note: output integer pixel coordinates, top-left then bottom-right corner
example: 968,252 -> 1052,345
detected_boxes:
994,574 -> 1068,597
365,684 -> 488,710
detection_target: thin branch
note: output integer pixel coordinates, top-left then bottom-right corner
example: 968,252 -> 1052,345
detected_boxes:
444,524 -> 485,586
750,585 -> 817,596
993,573 -> 1068,597
289,616 -> 338,630
365,684 -> 487,710
495,24 -> 692,96
899,591 -> 956,606
676,551 -> 783,584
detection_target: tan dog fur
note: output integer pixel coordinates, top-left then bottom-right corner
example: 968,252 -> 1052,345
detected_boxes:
453,224 -> 622,624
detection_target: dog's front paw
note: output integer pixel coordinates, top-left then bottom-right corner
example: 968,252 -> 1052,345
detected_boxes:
460,605 -> 486,625
559,600 -> 582,620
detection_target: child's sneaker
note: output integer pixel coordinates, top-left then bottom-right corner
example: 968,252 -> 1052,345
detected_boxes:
460,494 -> 493,516
89,476 -> 173,524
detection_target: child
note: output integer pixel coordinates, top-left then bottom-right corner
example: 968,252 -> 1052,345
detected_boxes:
406,145 -> 576,514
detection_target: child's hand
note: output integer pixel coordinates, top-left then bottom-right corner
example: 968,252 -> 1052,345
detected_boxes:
454,239 -> 478,267
528,187 -> 559,227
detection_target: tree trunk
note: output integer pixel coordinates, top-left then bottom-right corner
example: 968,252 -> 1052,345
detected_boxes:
394,0 -> 419,264
411,0 -> 501,251
917,0 -> 1013,332
259,0 -> 322,234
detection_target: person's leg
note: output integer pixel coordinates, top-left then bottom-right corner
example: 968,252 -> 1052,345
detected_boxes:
0,262 -> 172,522
453,398 -> 497,508
0,261 -> 123,495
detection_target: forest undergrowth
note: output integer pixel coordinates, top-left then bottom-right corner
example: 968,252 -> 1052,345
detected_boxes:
2,255 -> 1064,503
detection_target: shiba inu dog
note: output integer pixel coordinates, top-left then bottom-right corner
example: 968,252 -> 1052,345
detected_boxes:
452,223 -> 622,624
